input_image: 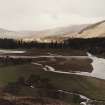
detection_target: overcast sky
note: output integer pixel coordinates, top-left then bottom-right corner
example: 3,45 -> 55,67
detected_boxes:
0,0 -> 105,30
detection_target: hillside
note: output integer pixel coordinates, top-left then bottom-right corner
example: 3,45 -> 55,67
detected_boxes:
1,20 -> 105,42
38,25 -> 88,43
0,25 -> 87,42
78,20 -> 105,38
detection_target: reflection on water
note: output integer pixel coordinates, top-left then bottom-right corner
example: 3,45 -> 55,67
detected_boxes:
0,49 -> 25,54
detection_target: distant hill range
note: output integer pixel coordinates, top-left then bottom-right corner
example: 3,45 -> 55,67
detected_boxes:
0,20 -> 105,42
0,25 -> 87,42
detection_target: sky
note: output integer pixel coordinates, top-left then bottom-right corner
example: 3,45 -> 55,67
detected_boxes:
0,0 -> 105,30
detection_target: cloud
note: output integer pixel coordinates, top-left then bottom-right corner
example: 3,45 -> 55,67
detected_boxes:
0,0 -> 104,30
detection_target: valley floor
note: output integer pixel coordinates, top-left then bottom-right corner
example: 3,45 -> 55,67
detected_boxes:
0,48 -> 105,105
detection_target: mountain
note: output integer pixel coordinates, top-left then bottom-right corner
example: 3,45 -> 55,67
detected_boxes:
78,20 -> 105,38
0,29 -> 33,40
0,20 -> 105,42
0,28 -> 9,32
37,25 -> 88,43
0,25 -> 88,42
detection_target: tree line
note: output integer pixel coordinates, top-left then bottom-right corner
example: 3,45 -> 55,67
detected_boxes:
65,38 -> 105,55
0,38 -> 105,54
0,38 -> 64,49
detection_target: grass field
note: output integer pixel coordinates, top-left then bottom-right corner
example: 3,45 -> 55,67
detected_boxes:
0,63 -> 105,101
